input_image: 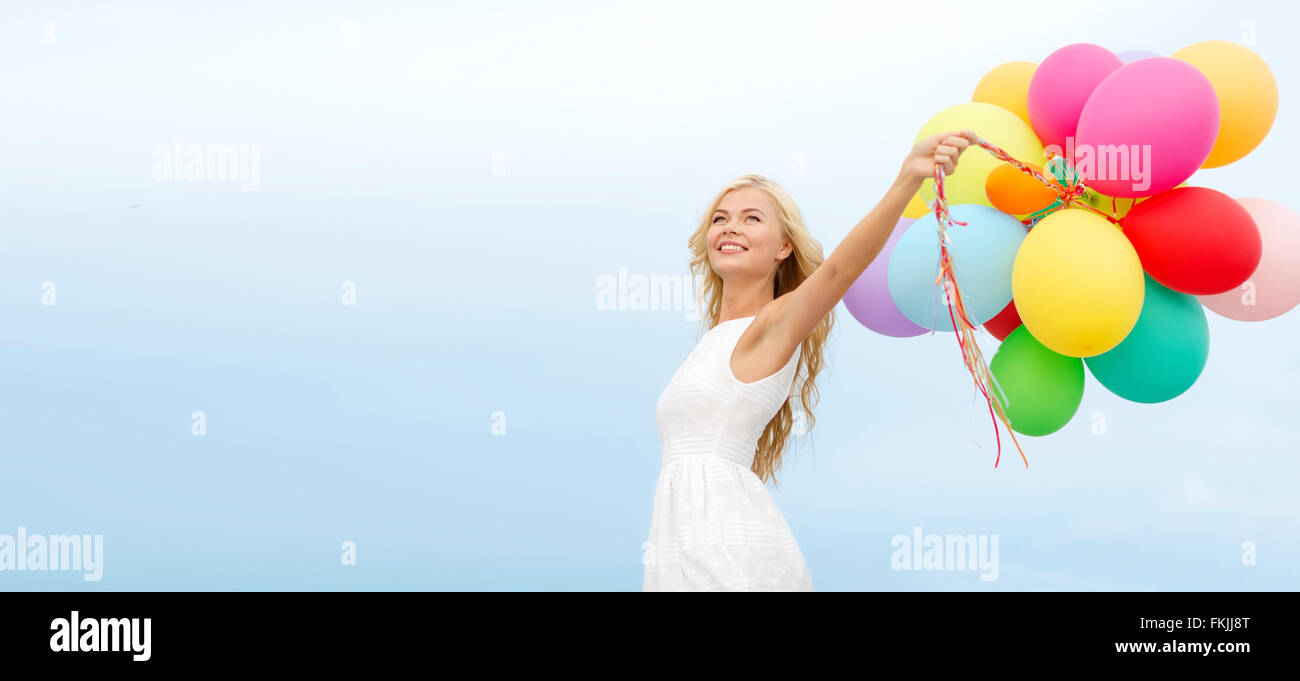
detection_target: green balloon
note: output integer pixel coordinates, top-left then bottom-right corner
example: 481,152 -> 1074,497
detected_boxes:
1084,273 -> 1209,403
989,325 -> 1086,436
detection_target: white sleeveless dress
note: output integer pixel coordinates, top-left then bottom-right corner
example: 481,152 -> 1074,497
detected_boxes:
643,315 -> 814,591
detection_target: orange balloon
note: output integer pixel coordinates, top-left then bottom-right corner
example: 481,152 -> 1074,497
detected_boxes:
985,162 -> 1058,215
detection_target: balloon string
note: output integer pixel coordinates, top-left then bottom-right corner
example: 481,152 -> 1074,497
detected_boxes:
931,154 -> 1030,470
929,133 -> 1132,468
956,137 -> 1124,228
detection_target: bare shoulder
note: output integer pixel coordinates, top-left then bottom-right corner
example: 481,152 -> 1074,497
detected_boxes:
729,301 -> 801,385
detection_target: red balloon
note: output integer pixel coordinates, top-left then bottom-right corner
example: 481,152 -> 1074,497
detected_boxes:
983,299 -> 1023,341
1119,186 -> 1262,295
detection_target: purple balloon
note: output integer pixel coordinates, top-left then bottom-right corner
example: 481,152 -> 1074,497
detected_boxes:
1115,49 -> 1161,64
843,217 -> 928,337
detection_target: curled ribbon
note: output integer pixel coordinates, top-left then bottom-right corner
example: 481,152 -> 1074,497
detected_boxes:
926,135 -> 1122,469
929,159 -> 1025,469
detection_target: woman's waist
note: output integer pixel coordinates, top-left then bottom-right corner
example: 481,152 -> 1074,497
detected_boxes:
660,437 -> 756,470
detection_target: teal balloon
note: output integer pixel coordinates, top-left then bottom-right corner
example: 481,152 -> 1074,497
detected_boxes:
1084,273 -> 1210,403
887,204 -> 1027,332
989,325 -> 1085,436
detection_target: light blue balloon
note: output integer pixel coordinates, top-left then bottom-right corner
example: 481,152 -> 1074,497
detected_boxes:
887,204 -> 1027,332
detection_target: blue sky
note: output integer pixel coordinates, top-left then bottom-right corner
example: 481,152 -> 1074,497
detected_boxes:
0,0 -> 1295,590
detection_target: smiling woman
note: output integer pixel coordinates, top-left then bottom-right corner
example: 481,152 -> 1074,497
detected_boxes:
691,177 -> 829,482
644,175 -> 823,591
642,130 -> 979,592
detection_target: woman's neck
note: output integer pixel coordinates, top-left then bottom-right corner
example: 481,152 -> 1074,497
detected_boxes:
718,280 -> 773,323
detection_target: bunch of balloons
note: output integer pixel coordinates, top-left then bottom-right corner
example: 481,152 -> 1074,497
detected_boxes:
843,41 -> 1294,456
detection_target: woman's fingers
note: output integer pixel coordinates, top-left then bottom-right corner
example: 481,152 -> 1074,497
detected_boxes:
929,131 -> 955,149
918,129 -> 975,175
935,150 -> 957,175
948,129 -> 977,145
942,129 -> 978,149
915,129 -> 974,175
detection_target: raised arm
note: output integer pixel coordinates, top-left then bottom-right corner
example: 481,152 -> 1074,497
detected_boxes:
760,129 -> 980,353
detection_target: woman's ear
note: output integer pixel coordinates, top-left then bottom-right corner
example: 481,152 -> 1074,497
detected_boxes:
777,239 -> 793,261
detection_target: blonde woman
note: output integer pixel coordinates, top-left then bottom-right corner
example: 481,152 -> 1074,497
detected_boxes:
643,129 -> 979,591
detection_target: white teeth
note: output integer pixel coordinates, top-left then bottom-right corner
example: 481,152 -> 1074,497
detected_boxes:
720,244 -> 744,252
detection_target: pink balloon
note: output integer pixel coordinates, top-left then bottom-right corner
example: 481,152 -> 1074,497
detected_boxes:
1027,43 -> 1123,155
1199,198 -> 1300,321
1074,57 -> 1219,197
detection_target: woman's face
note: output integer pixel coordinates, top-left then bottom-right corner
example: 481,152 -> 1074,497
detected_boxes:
707,186 -> 792,281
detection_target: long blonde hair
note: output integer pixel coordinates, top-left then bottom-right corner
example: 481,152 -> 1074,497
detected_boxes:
687,174 -> 833,487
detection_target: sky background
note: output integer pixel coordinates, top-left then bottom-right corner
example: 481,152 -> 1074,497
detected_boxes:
0,0 -> 1295,590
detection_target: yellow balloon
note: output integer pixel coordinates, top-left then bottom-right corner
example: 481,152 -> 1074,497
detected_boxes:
916,102 -> 1044,209
1012,209 -> 1144,357
972,61 -> 1037,127
1172,40 -> 1278,168
903,191 -> 930,218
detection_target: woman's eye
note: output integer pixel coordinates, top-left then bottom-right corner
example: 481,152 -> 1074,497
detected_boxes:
746,215 -> 759,222
712,216 -> 725,223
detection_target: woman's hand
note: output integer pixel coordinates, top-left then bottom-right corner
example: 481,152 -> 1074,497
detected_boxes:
897,129 -> 980,187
